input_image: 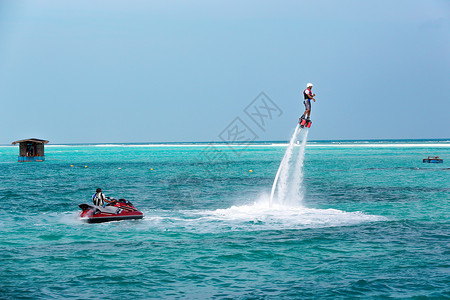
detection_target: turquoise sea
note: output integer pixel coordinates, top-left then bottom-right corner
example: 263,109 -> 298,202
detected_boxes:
0,138 -> 449,299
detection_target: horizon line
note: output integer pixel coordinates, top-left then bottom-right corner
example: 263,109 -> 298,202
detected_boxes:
2,138 -> 449,146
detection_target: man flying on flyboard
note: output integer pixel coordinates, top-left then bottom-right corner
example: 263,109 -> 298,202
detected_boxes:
299,82 -> 315,128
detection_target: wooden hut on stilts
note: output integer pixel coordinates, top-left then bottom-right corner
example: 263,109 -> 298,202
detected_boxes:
12,138 -> 49,162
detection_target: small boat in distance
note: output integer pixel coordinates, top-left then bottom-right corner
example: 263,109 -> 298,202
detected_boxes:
79,198 -> 144,223
423,156 -> 443,163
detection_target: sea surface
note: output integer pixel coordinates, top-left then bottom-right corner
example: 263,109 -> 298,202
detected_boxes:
0,137 -> 449,299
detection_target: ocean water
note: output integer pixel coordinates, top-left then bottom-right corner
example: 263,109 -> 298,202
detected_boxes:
0,137 -> 449,299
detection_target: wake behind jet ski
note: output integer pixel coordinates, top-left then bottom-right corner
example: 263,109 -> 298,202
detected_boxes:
79,197 -> 144,223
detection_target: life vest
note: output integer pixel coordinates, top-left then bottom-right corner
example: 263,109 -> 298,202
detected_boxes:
93,192 -> 105,206
303,88 -> 312,100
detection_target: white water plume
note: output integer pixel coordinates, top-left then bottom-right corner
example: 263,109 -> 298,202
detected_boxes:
287,129 -> 309,204
270,125 -> 309,207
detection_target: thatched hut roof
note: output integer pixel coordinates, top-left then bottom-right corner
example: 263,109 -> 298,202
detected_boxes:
12,138 -> 49,145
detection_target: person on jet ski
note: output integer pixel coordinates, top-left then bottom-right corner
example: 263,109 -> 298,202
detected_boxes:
92,188 -> 114,206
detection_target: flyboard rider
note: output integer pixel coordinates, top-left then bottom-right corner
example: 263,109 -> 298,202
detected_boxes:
299,83 -> 316,127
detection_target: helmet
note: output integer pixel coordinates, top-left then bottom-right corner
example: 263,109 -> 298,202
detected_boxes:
306,83 -> 313,88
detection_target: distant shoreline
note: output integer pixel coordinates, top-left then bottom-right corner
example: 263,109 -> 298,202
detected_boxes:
1,138 -> 449,147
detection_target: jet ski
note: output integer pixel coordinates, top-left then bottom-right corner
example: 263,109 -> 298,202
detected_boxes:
79,197 -> 144,223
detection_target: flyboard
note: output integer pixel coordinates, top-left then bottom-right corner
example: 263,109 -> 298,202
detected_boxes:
269,118 -> 311,207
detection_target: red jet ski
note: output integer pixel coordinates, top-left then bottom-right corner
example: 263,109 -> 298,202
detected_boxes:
79,198 -> 144,223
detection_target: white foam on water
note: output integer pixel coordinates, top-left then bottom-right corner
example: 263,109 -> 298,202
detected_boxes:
59,212 -> 84,225
140,196 -> 387,233
204,203 -> 386,230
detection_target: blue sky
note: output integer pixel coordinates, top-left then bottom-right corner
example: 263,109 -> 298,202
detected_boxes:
0,0 -> 449,144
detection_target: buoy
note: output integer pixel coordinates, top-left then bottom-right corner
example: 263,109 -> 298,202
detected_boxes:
70,165 -> 74,167
85,166 -> 88,168
249,170 -> 253,173
150,168 -> 153,171
118,168 -> 121,170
